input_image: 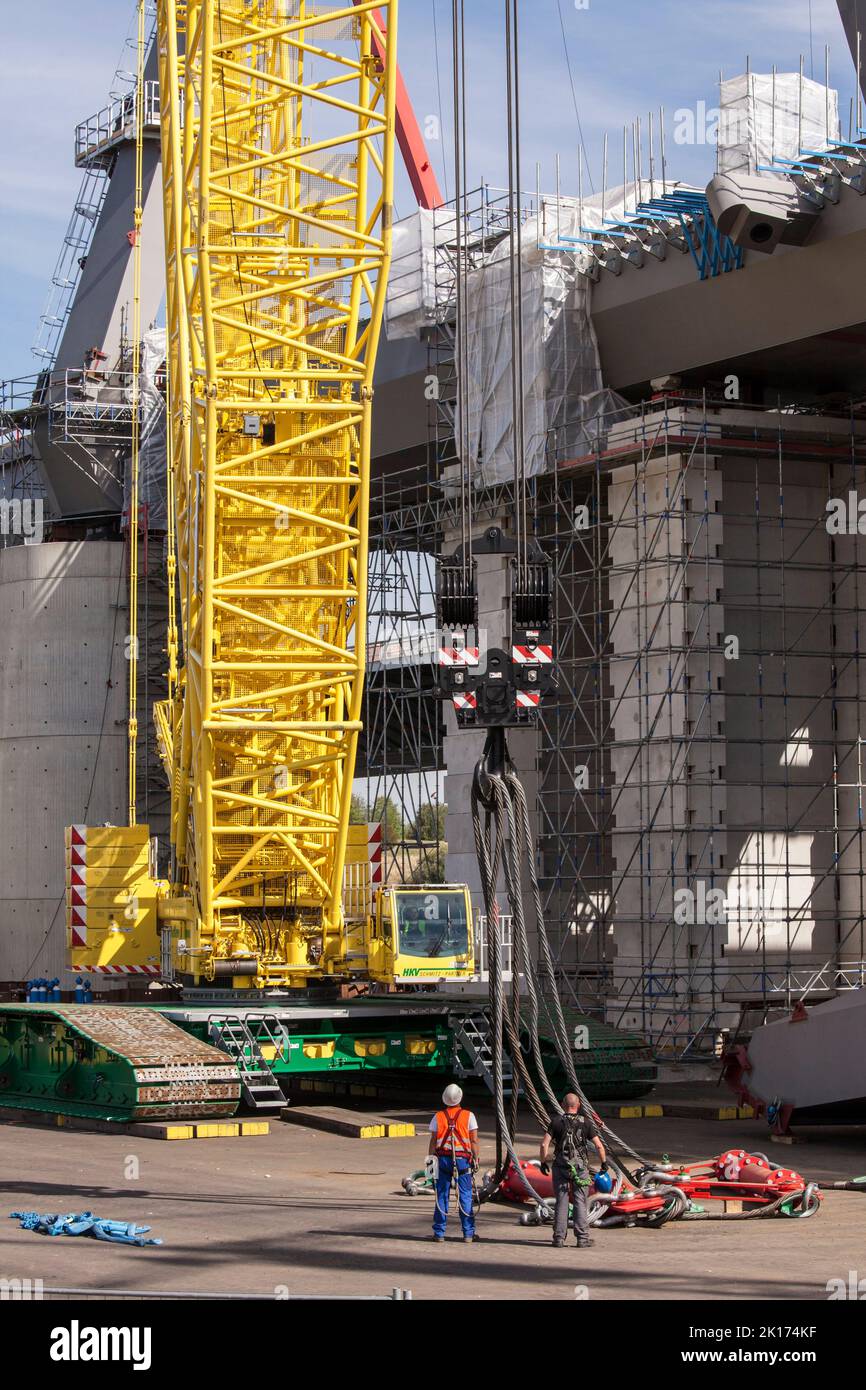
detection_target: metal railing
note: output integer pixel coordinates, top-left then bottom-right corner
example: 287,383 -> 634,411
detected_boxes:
0,376 -> 47,524
0,376 -> 45,414
606,956 -> 866,1007
75,81 -> 161,168
601,957 -> 866,1056
49,369 -> 136,446
472,914 -> 514,983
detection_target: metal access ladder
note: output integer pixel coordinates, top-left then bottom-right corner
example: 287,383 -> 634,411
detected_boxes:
452,1009 -> 514,1099
31,165 -> 111,367
208,1014 -> 286,1112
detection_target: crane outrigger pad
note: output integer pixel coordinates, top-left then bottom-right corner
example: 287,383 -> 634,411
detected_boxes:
0,1004 -> 240,1123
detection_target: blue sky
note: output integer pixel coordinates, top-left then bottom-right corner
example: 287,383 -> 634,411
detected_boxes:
0,0 -> 857,381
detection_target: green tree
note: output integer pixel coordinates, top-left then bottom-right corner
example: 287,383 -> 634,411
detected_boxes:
412,801 -> 447,844
371,794 -> 404,845
408,847 -> 448,885
349,794 -> 370,824
407,801 -> 448,884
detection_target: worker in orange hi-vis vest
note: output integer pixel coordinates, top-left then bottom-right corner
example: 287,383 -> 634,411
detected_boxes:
427,1084 -> 480,1243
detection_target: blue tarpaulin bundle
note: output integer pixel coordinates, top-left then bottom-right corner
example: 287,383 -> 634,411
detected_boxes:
10,1211 -> 163,1246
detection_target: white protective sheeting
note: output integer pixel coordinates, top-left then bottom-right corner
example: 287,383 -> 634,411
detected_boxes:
126,326 -> 167,531
718,72 -> 840,176
385,207 -> 460,340
460,186 -> 643,485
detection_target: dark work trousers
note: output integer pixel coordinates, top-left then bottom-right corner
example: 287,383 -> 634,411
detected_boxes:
552,1158 -> 590,1242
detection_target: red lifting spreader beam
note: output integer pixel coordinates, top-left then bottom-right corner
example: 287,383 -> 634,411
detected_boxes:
353,1 -> 446,210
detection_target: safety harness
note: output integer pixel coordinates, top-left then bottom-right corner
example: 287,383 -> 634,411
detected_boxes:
433,1106 -> 477,1224
436,1105 -> 473,1159
558,1115 -> 592,1188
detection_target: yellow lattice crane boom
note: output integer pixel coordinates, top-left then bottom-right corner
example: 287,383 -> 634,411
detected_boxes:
67,0 -> 474,993
156,0 -> 397,987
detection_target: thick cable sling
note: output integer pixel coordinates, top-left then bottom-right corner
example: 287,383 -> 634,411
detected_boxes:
471,731 -> 649,1211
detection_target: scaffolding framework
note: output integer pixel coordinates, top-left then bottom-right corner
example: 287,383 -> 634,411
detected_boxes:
369,183 -> 864,1052
532,398 -> 866,1047
366,254 -> 866,1051
0,380 -> 47,521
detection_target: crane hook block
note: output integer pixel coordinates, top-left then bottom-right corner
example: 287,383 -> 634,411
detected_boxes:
435,530 -> 555,730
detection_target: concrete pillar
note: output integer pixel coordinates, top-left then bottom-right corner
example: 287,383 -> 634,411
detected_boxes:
0,541 -> 128,982
603,435 -> 866,1043
606,451 -> 726,1035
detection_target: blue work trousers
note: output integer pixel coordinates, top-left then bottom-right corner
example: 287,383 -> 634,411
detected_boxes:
433,1154 -> 476,1238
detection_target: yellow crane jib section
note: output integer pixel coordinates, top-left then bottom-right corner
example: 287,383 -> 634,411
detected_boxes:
153,0 -> 399,987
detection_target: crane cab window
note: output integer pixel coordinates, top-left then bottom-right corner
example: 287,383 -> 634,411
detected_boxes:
394,891 -> 469,958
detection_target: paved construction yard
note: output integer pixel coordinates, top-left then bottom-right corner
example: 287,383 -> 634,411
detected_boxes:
1,1099 -> 865,1301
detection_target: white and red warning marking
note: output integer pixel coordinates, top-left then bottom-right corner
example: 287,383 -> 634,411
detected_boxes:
438,647 -> 480,666
67,831 -> 89,946
452,693 -> 478,712
87,965 -> 160,976
69,906 -> 87,949
368,822 -> 383,886
512,645 -> 553,664
516,690 -> 541,709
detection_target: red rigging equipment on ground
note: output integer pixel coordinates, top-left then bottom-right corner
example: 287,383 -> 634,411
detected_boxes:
495,1146 -> 821,1227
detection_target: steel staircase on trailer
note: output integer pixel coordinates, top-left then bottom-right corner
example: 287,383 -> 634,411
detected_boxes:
208,1014 -> 286,1112
452,1009 -> 515,1099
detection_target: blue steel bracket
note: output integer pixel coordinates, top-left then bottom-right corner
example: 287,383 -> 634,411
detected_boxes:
542,190 -> 743,281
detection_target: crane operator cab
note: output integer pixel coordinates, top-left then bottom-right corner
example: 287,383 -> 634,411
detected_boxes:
366,885 -> 475,984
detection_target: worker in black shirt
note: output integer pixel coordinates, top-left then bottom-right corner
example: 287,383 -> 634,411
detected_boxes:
539,1093 -> 607,1249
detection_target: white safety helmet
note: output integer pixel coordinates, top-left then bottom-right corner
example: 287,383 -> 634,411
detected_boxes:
442,1083 -> 463,1106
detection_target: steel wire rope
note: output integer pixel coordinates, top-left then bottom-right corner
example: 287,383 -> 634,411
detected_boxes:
431,0 -> 450,202
504,772 -> 568,1119
459,0 -> 471,579
505,768 -> 650,1166
473,764 -> 635,1208
471,768 -> 550,1209
511,0 -> 528,593
451,0 -> 471,583
127,0 -> 147,829
681,1188 -> 820,1221
493,777 -> 561,1125
504,0 -> 528,588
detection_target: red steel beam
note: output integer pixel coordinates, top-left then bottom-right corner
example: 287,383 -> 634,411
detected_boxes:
354,0 -> 445,209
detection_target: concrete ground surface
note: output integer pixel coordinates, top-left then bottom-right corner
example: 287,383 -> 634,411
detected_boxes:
1,1099 -> 865,1301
